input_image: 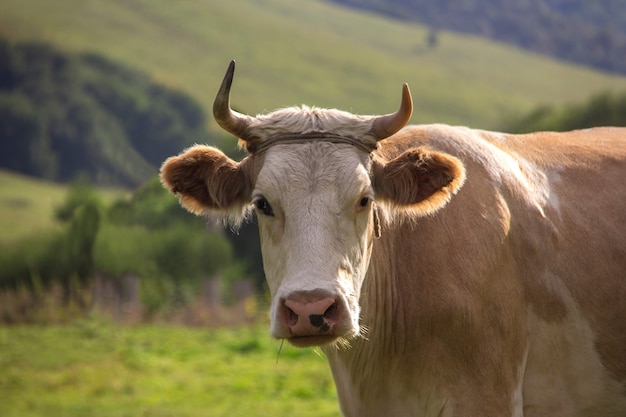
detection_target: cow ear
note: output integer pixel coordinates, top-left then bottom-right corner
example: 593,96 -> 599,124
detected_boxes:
372,147 -> 466,216
160,145 -> 252,219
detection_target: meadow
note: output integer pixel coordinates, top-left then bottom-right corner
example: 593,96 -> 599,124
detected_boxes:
0,319 -> 341,417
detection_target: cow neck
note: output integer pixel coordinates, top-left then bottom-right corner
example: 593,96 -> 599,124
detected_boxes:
324,229 -> 404,403
249,132 -> 378,155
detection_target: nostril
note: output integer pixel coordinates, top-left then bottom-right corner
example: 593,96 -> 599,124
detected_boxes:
286,307 -> 298,327
323,302 -> 339,321
309,301 -> 339,331
309,314 -> 325,328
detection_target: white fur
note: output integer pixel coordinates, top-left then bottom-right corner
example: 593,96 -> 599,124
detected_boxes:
425,125 -> 551,217
250,105 -> 379,145
253,140 -> 374,341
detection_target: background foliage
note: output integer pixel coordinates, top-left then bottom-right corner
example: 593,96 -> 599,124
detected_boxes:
0,39 -> 211,187
0,176 -> 243,318
504,91 -> 626,133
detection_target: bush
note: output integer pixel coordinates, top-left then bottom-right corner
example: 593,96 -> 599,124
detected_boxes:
108,177 -> 196,229
0,201 -> 100,301
93,224 -> 159,278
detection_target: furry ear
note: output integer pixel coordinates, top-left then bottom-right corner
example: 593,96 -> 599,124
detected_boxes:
372,147 -> 466,216
160,145 -> 252,218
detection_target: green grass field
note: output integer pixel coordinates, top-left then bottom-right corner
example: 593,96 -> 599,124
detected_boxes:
1,0 -> 626,131
0,320 -> 341,417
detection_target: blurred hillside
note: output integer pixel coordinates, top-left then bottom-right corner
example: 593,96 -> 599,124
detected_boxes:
1,0 -> 626,139
332,0 -> 626,75
0,39 -> 209,187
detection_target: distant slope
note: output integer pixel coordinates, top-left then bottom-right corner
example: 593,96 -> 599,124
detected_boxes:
0,170 -> 124,245
0,170 -> 66,243
332,0 -> 626,75
1,0 -> 626,132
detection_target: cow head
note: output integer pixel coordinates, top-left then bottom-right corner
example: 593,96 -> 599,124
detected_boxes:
161,61 -> 465,347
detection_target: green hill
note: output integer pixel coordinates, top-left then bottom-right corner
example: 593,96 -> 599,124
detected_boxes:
0,170 -> 125,245
1,0 -> 626,133
332,0 -> 626,75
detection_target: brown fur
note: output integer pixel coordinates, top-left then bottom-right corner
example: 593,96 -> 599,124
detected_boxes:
160,145 -> 253,217
334,125 -> 626,416
372,147 -> 466,217
161,123 -> 626,416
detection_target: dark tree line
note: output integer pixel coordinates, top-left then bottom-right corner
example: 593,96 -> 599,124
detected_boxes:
503,91 -> 626,133
0,39 -> 212,187
332,0 -> 626,75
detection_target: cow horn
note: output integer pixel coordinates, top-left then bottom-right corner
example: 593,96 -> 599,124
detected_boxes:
213,60 -> 254,140
370,83 -> 413,140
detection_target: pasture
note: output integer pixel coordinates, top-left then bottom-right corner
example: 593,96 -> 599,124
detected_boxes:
0,319 -> 341,417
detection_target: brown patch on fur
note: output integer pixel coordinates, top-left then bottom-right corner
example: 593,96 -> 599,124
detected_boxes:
160,145 -> 252,215
371,147 -> 466,216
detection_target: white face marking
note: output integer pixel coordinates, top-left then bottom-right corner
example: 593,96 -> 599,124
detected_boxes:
252,143 -> 374,341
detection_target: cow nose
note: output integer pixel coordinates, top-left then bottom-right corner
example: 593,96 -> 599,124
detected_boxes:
280,292 -> 341,336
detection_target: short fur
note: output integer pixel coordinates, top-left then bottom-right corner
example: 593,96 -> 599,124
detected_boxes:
160,101 -> 626,417
160,145 -> 255,224
371,147 -> 466,218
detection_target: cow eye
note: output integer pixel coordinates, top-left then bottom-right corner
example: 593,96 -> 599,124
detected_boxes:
356,196 -> 372,212
254,196 -> 274,216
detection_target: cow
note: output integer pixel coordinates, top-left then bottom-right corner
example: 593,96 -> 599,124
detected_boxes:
160,61 -> 626,416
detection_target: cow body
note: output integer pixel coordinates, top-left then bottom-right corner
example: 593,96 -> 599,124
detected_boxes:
161,62 -> 626,416
323,124 -> 626,416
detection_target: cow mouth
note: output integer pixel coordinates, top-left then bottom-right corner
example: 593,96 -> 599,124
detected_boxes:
286,334 -> 339,348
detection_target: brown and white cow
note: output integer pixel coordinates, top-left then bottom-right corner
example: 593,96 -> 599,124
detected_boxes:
161,61 -> 626,416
